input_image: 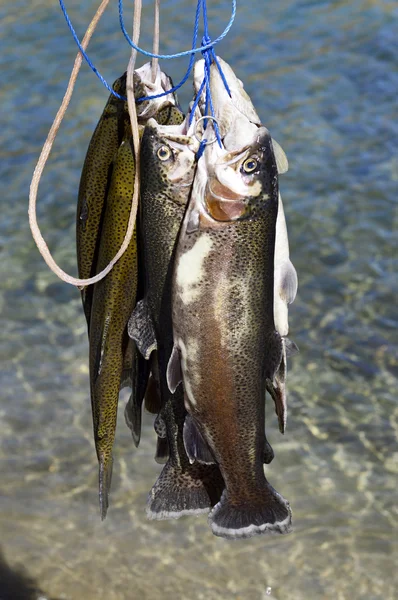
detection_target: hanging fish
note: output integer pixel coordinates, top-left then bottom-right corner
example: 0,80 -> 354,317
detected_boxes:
123,82 -> 186,448
129,112 -> 224,519
76,73 -> 130,329
167,125 -> 292,539
196,56 -> 298,435
88,133 -> 137,519
77,63 -> 182,329
84,64 -> 185,518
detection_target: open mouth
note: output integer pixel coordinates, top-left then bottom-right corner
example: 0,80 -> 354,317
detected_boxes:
205,179 -> 247,221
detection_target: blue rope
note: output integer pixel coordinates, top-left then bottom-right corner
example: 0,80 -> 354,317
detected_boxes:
58,0 -> 125,100
118,0 -> 236,60
196,139 -> 208,160
136,0 -> 202,104
58,0 -> 234,143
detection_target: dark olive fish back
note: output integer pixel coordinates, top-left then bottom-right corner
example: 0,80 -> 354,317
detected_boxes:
76,74 -> 130,328
89,136 -> 137,519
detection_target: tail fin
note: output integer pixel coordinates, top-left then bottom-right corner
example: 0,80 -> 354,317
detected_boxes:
146,461 -> 224,520
209,485 -> 292,539
99,456 -> 113,520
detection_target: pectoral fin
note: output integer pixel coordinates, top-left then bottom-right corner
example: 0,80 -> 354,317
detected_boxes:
183,414 -> 216,465
284,337 -> 299,357
166,345 -> 182,393
279,260 -> 298,305
128,299 -> 157,360
272,138 -> 289,174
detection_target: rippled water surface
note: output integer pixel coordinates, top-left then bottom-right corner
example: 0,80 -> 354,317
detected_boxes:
1,0 -> 397,598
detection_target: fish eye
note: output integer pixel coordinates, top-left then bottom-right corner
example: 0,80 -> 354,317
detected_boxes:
242,157 -> 258,173
157,145 -> 171,161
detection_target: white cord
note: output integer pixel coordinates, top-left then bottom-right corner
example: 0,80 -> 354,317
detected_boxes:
28,0 -> 142,288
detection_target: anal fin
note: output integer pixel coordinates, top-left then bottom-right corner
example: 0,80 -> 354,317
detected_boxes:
183,414 -> 216,465
264,437 -> 274,464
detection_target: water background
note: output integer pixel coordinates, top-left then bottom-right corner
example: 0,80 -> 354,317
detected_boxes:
0,0 -> 397,598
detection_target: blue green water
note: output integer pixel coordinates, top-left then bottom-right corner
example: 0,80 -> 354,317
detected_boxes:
1,0 -> 397,598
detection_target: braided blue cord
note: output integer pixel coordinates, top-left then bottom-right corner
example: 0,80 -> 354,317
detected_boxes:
118,0 -> 236,59
58,0 -> 234,135
136,0 -> 202,103
58,0 -> 126,100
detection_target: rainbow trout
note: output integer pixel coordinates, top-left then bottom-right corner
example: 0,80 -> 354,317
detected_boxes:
129,113 -> 224,519
77,63 -> 181,328
89,136 -> 137,519
168,126 -> 292,539
196,57 -> 298,434
77,74 -> 130,328
82,64 -> 184,518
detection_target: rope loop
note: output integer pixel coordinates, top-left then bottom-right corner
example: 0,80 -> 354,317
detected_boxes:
58,0 -> 236,104
119,0 -> 236,60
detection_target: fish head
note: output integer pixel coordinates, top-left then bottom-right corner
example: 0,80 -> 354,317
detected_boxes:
210,57 -> 260,127
203,126 -> 278,223
133,63 -> 177,120
141,118 -> 198,205
193,57 -> 261,152
193,57 -> 260,137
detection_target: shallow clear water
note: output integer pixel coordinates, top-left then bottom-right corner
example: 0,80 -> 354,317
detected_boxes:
1,0 -> 397,598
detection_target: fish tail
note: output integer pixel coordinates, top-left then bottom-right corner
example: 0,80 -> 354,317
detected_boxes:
99,455 -> 113,521
146,461 -> 224,521
209,483 -> 292,539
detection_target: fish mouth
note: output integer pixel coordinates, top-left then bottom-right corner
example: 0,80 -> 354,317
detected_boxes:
205,179 -> 247,221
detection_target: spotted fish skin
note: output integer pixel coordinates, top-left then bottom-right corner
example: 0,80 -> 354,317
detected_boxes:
76,68 -> 179,330
170,127 -> 292,539
77,74 -> 130,329
89,136 -> 137,520
134,118 -> 224,519
123,104 -> 186,449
